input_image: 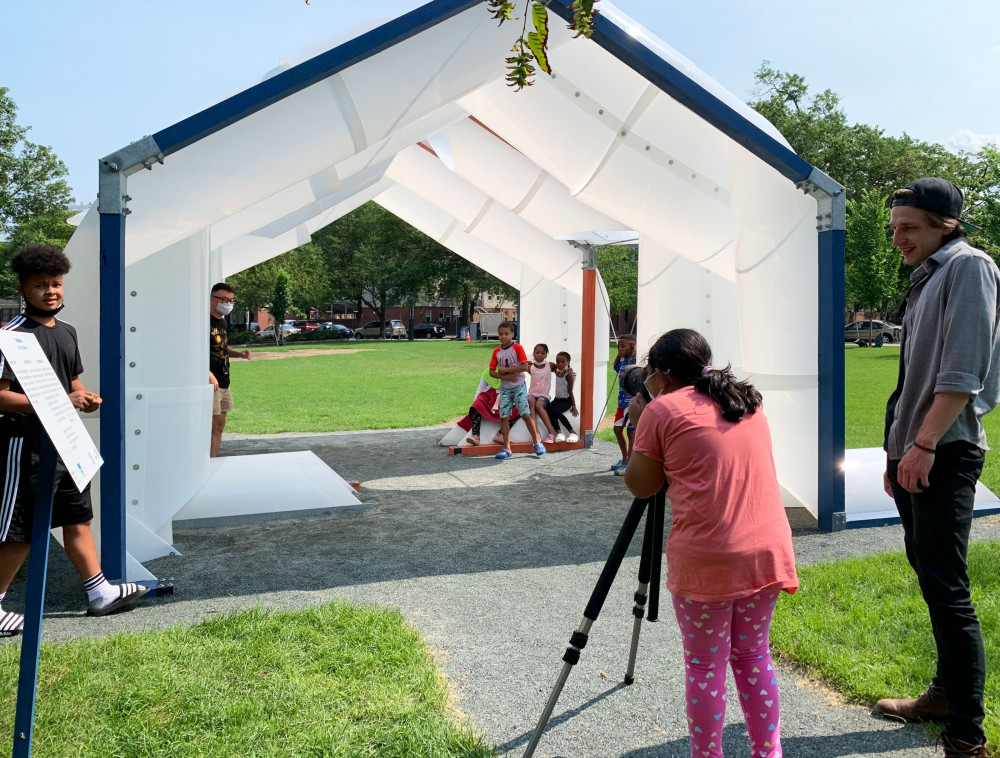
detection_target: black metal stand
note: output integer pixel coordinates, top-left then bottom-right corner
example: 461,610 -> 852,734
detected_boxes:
523,490 -> 667,757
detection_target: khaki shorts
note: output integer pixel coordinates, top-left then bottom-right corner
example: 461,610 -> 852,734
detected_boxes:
213,387 -> 234,416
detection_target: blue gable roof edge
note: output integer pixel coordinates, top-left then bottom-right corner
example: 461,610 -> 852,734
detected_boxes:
545,0 -> 814,184
151,0 -> 481,158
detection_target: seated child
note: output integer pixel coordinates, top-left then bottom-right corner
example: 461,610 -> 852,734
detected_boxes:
547,351 -> 579,443
527,343 -> 558,444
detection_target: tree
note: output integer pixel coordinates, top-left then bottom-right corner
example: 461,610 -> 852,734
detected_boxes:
596,244 -> 637,327
845,189 -> 899,340
268,270 -> 291,346
0,88 -> 72,239
0,207 -> 75,297
313,202 -> 512,335
749,64 -> 969,199
227,243 -> 330,315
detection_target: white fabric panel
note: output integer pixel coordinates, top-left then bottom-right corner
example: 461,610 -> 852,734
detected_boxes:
386,146 -> 491,227
338,8 -> 518,146
219,227 -> 312,279
386,146 -> 583,293
636,237 -> 742,374
125,83 -> 361,264
729,145 -> 819,516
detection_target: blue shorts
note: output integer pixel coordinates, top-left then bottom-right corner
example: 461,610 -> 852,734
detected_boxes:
499,384 -> 530,418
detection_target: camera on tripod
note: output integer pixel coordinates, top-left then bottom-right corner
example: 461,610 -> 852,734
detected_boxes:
620,364 -> 652,401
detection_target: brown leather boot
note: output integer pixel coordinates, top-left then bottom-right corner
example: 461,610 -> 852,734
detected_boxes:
874,681 -> 948,722
940,734 -> 993,758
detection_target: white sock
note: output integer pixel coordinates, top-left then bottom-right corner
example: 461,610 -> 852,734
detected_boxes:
82,572 -> 118,605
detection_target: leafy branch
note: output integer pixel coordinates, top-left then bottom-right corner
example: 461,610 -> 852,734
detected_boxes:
492,0 -> 598,90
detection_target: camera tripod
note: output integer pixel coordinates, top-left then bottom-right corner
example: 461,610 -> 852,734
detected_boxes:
522,490 -> 667,757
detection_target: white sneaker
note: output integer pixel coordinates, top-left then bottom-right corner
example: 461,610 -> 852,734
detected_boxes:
555,432 -> 566,443
567,433 -> 579,443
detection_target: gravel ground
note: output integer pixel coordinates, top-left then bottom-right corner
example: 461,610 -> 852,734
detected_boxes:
11,427 -> 1000,757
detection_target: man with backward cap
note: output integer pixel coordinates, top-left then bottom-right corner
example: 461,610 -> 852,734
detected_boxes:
878,178 -> 1000,757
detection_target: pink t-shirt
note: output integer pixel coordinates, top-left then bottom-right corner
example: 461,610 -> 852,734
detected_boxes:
528,362 -> 552,398
633,387 -> 798,602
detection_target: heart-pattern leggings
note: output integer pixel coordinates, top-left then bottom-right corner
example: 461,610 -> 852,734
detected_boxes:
672,590 -> 782,758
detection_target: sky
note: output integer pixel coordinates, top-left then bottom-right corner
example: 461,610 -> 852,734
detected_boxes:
2,0 -> 998,203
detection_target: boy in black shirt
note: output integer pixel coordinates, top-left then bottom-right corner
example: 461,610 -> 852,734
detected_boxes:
0,245 -> 148,636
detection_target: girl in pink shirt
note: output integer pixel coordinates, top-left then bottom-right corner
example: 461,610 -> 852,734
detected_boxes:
527,343 -> 558,443
625,328 -> 797,758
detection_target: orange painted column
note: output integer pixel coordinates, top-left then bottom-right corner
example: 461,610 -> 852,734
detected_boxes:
580,267 -> 596,441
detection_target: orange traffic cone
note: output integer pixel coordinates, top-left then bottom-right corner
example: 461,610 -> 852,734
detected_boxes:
465,330 -> 471,342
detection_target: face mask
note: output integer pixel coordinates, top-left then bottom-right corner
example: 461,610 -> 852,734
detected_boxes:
25,300 -> 64,318
215,302 -> 234,316
644,369 -> 668,399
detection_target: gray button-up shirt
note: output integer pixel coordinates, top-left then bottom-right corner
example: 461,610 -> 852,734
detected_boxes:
886,238 -> 1000,459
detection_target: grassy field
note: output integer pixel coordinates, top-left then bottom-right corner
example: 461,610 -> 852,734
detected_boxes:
0,602 -> 492,758
228,340 -> 623,436
771,540 -> 1000,746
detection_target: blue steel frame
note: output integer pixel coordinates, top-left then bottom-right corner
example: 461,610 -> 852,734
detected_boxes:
11,436 -> 57,758
98,211 -> 127,581
96,0 -> 848,584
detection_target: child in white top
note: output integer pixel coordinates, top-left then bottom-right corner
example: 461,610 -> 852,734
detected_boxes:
548,351 -> 579,442
527,343 -> 558,444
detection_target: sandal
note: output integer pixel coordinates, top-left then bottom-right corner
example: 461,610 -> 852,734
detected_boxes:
87,583 -> 150,617
0,610 -> 24,637
465,434 -> 480,446
494,449 -> 512,460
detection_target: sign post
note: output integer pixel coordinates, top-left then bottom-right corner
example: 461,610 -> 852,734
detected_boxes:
0,331 -> 103,758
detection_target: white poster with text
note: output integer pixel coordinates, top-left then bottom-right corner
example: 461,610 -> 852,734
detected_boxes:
0,330 -> 103,491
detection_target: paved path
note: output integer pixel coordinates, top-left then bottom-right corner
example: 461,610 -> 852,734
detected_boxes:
16,427 -> 1000,757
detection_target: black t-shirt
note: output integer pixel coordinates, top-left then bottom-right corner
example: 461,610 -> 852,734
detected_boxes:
210,315 -> 230,389
0,314 -> 85,432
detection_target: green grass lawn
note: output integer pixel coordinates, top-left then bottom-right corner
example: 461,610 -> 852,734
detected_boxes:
0,601 -> 492,758
771,540 -> 1000,746
229,340 -> 624,436
844,344 -> 1000,493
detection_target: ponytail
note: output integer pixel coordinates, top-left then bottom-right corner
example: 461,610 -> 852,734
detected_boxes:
693,365 -> 761,422
647,328 -> 761,422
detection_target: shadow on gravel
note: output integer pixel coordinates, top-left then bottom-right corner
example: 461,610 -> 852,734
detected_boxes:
616,723 -> 933,757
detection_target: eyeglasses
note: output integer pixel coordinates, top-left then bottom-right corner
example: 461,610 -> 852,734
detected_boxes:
212,295 -> 236,304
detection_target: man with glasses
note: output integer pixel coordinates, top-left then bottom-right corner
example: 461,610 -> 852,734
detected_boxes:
209,283 -> 250,458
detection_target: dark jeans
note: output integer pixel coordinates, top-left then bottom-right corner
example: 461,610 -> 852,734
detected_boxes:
547,398 -> 573,432
887,440 -> 986,743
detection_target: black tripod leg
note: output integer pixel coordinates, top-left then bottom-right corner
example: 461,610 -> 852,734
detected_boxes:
623,501 -> 657,684
522,496 -> 650,758
647,491 -> 666,623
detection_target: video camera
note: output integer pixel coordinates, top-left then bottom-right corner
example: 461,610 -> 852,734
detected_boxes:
620,364 -> 651,401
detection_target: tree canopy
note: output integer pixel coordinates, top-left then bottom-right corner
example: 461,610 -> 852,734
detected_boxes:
0,88 -> 75,298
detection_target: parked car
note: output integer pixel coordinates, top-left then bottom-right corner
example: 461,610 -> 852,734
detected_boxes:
844,320 -> 900,344
259,323 -> 300,339
287,320 -> 320,331
412,322 -> 447,339
319,322 -> 354,338
354,319 -> 407,339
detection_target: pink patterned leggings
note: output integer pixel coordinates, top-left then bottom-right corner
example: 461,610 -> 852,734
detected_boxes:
672,590 -> 782,758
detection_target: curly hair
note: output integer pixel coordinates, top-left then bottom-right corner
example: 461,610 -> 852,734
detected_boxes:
10,244 -> 71,283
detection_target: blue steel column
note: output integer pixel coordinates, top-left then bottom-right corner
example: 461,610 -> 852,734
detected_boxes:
817,227 -> 846,531
12,437 -> 57,758
98,168 -> 127,581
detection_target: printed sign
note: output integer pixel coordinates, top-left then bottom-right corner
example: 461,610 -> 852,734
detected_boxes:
0,331 -> 103,491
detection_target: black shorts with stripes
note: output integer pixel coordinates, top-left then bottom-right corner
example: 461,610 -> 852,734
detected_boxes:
0,432 -> 93,543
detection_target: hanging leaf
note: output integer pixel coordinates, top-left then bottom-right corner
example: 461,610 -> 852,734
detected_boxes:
567,0 -> 599,38
527,2 -> 551,74
505,41 -> 536,91
487,0 -> 518,24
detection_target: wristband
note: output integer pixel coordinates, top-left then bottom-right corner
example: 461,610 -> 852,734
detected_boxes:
912,441 -> 936,454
